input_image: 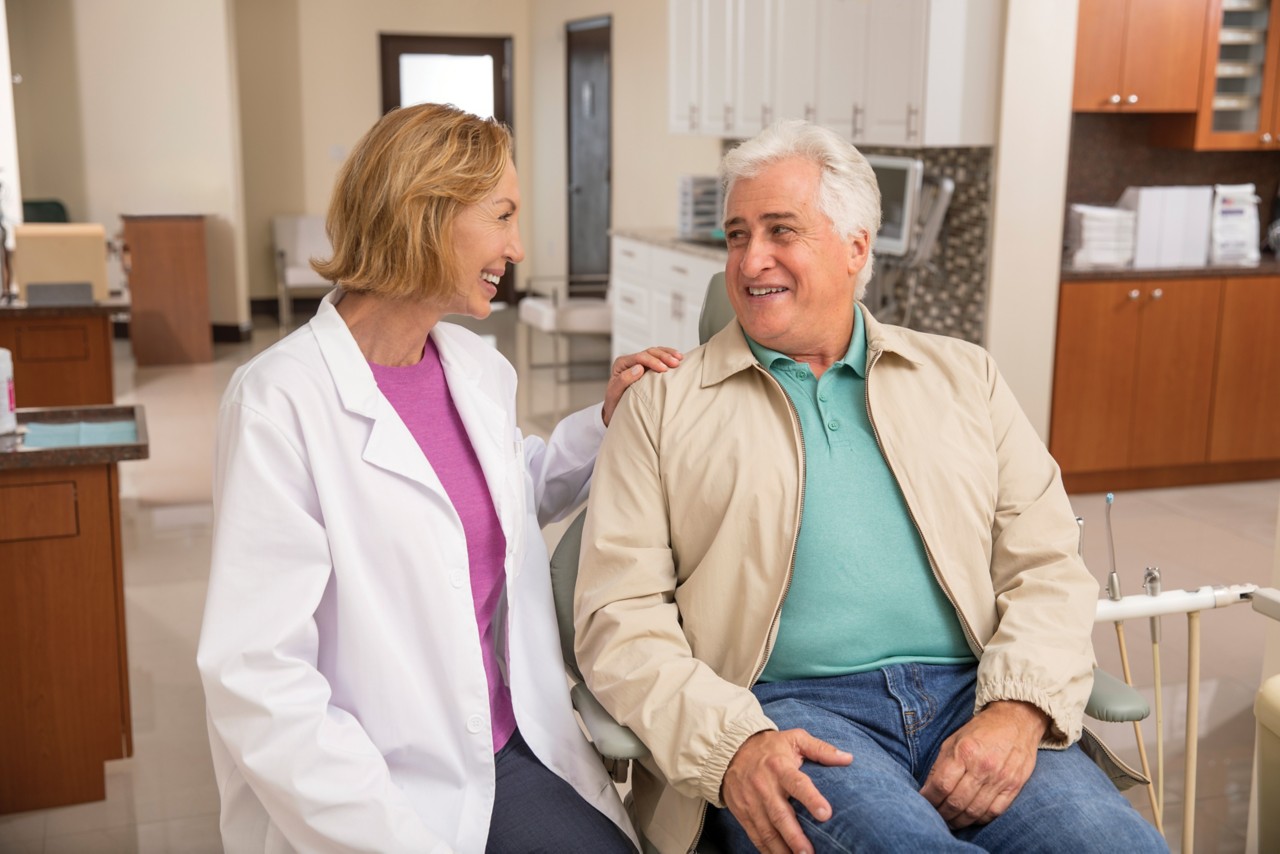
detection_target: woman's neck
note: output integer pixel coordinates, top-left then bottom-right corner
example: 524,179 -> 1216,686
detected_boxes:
335,290 -> 442,366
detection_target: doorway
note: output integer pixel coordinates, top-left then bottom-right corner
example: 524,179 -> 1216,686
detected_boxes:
566,17 -> 612,298
379,33 -> 516,302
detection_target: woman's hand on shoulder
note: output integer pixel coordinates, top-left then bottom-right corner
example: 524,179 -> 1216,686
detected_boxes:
602,347 -> 683,426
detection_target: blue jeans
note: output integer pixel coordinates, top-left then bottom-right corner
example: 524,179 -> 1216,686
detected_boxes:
705,664 -> 1166,853
486,729 -> 635,853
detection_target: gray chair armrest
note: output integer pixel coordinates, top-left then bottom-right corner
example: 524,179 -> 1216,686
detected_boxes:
570,682 -> 650,761
1085,667 -> 1150,723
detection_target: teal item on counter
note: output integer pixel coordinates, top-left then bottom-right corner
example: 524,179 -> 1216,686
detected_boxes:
23,420 -> 138,448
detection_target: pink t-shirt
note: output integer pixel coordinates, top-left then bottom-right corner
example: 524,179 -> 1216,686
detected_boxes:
369,337 -> 516,752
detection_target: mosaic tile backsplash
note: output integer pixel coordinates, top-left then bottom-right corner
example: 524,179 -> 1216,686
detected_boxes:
858,145 -> 993,345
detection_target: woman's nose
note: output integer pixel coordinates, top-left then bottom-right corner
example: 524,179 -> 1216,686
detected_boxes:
507,228 -> 525,264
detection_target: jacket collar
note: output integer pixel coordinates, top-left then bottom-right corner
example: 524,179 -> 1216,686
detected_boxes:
700,302 -> 926,387
308,291 -> 509,506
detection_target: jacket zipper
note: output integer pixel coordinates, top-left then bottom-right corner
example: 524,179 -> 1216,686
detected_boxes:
863,347 -> 982,655
690,365 -> 807,854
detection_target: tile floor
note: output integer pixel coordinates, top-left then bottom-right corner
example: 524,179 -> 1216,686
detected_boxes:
1,305 -> 1276,853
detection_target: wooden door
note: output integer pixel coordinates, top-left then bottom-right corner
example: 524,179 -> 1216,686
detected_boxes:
1129,279 -> 1222,468
1209,276 -> 1280,461
1050,282 -> 1143,473
1189,0 -> 1280,149
1119,0 -> 1208,112
567,19 -> 612,297
1073,0 -> 1128,111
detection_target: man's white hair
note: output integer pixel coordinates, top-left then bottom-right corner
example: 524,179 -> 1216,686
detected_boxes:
719,120 -> 881,296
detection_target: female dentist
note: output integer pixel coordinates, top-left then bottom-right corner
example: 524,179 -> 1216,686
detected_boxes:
197,103 -> 679,853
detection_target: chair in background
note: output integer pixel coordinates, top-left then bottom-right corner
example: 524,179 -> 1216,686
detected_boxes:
516,274 -> 612,383
22,199 -> 70,223
272,215 -> 333,327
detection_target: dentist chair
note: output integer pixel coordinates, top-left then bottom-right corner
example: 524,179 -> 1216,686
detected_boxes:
550,273 -> 1151,852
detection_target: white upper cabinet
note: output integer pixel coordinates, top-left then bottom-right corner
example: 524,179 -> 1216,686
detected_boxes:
670,0 -> 1001,147
772,0 -> 819,124
815,0 -> 870,138
669,0 -> 701,132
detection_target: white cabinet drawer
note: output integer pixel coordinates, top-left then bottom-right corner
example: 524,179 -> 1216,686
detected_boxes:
611,238 -> 651,281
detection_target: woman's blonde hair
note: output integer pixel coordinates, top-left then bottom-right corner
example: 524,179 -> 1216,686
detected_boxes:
313,103 -> 513,302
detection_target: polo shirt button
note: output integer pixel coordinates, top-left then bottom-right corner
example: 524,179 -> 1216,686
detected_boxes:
828,419 -> 840,430
819,393 -> 828,402
466,714 -> 484,734
450,569 -> 467,588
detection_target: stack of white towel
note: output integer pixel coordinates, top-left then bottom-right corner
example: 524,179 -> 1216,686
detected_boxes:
1065,204 -> 1136,269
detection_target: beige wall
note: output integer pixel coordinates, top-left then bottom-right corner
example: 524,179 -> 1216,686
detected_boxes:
234,0 -> 306,305
9,0 -> 249,326
7,0 -> 81,224
235,0 -> 535,300
985,0 -> 1078,440
527,0 -> 720,278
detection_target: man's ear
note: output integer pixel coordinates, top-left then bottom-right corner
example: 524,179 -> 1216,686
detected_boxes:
847,230 -> 871,277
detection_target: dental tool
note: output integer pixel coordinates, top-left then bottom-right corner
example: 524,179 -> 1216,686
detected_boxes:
1144,566 -> 1165,826
1101,494 -> 1161,832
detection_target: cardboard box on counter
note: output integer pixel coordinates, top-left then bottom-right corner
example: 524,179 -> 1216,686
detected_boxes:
1117,185 -> 1213,269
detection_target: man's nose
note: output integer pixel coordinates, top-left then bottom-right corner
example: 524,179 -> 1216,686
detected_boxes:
738,237 -> 773,277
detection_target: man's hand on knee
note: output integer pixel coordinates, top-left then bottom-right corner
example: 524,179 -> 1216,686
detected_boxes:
919,700 -> 1049,829
720,728 -> 852,854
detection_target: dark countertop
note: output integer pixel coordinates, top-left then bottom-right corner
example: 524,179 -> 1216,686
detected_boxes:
1,405 -> 149,470
1062,257 -> 1280,281
0,302 -> 121,318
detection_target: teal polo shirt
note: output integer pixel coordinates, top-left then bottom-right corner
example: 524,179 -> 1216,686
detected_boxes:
747,307 -> 974,683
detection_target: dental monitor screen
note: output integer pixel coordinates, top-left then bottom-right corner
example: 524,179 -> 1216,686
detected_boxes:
865,155 -> 924,257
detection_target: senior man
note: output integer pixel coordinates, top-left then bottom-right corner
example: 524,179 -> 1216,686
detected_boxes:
574,121 -> 1165,854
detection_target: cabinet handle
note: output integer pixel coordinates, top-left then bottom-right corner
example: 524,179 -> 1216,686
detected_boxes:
672,293 -> 685,321
1151,288 -> 1164,301
1264,132 -> 1274,144
804,104 -> 816,122
724,104 -> 733,129
1126,94 -> 1139,105
621,249 -> 636,258
852,104 -> 864,138
1128,289 -> 1141,300
620,295 -> 636,306
689,103 -> 697,131
905,104 -> 919,140
671,265 -> 689,276
762,104 -> 773,125
1110,93 -> 1122,105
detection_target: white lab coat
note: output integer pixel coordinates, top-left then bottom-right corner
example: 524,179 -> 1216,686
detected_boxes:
197,293 -> 637,853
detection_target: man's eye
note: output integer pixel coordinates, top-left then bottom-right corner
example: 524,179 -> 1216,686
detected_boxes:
771,225 -> 792,236
725,231 -> 746,242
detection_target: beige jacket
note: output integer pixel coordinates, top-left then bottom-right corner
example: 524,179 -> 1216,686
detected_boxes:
575,310 -> 1139,854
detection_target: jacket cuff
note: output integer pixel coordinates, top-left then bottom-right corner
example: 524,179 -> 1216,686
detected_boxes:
696,712 -> 778,808
974,679 -> 1079,747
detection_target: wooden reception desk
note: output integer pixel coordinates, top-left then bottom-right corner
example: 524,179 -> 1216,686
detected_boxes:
0,304 -> 116,407
0,405 -> 148,814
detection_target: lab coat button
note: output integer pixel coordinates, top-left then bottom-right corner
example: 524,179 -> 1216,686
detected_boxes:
450,569 -> 467,588
466,714 -> 485,734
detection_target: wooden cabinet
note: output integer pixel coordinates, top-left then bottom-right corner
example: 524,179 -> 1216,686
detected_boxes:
122,214 -> 213,366
1051,274 -> 1280,489
0,405 -> 147,814
610,237 -> 725,360
1051,279 -> 1221,474
1155,0 -> 1280,149
0,306 -> 114,406
1073,0 -> 1209,112
1209,276 -> 1280,460
669,0 -> 1001,146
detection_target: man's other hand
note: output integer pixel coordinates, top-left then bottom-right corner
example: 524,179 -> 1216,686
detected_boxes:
919,700 -> 1049,829
721,729 -> 852,854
